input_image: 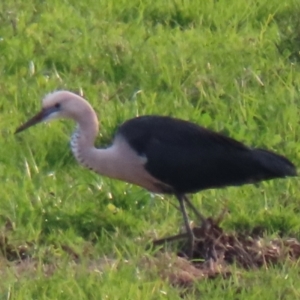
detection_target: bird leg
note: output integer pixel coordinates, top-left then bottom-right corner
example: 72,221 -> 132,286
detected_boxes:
176,194 -> 194,258
166,194 -> 206,225
152,194 -> 207,258
183,195 -> 206,225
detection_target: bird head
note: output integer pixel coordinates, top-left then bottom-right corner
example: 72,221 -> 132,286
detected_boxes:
15,91 -> 94,134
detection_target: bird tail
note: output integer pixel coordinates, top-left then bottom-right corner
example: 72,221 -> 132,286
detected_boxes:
252,148 -> 297,179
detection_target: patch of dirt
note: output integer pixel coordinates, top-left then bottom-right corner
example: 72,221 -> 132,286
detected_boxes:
0,235 -> 30,261
153,214 -> 300,288
1,214 -> 300,290
142,252 -> 233,290
189,218 -> 300,269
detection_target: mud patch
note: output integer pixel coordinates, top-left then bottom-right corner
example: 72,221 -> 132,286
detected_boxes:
153,215 -> 300,288
1,215 -> 300,290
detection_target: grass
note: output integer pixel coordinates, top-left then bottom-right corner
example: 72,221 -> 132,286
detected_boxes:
1,0 -> 300,298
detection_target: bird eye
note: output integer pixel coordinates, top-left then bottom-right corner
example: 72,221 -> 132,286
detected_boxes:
54,103 -> 60,109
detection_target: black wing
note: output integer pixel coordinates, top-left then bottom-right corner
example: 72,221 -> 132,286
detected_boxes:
118,116 -> 296,194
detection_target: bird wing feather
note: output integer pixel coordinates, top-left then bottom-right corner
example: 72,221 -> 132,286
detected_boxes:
118,116 -> 263,193
118,115 -> 296,194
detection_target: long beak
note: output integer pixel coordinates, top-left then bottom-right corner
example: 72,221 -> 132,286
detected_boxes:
15,110 -> 46,134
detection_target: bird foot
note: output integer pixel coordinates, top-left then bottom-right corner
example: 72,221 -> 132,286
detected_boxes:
152,232 -> 194,259
153,208 -> 229,259
152,232 -> 188,246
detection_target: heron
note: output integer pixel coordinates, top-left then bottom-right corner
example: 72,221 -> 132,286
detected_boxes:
15,91 -> 297,258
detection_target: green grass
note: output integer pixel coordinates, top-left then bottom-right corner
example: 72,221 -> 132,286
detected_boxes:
1,0 -> 300,298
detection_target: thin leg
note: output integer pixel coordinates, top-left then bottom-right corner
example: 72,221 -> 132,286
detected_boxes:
183,195 -> 206,224
176,194 -> 194,258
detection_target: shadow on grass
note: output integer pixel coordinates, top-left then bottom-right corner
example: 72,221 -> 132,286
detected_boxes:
276,3 -> 300,62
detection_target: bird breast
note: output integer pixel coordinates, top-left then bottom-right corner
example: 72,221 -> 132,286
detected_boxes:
94,135 -> 173,193
71,131 -> 171,194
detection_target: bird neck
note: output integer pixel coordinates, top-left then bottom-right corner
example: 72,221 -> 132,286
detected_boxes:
70,125 -> 121,177
70,109 -> 99,170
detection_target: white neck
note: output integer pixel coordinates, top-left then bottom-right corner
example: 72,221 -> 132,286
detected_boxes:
70,129 -> 166,193
70,125 -> 121,177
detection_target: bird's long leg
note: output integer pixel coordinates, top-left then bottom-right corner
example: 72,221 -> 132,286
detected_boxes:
183,195 -> 206,225
176,193 -> 194,258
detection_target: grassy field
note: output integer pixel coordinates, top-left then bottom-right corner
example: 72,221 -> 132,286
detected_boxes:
1,0 -> 300,298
